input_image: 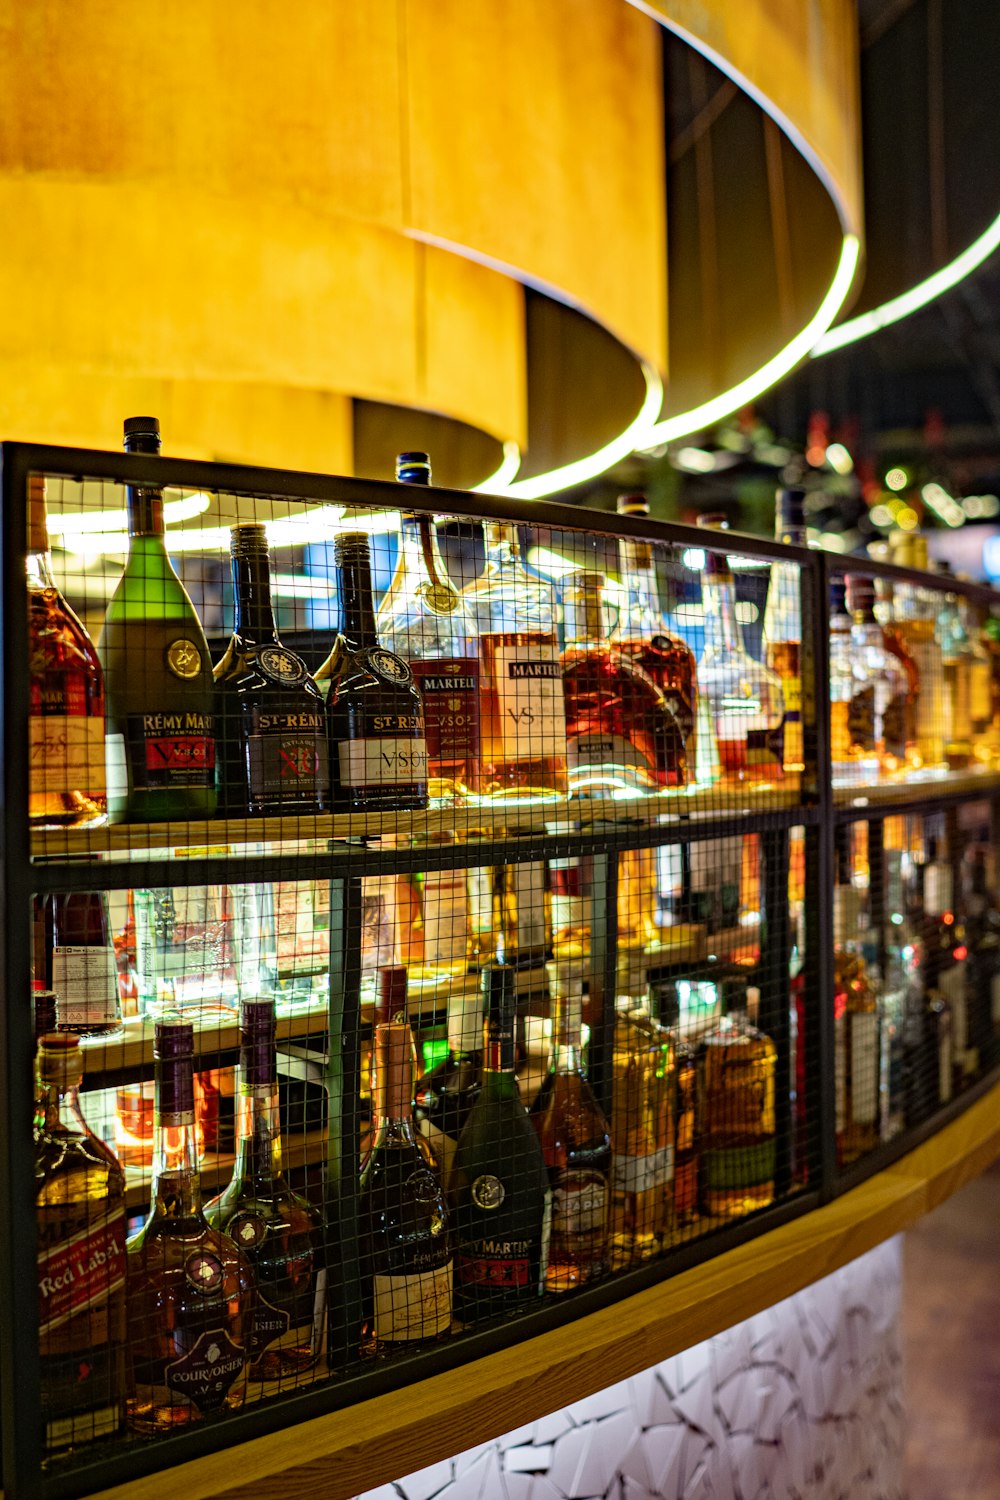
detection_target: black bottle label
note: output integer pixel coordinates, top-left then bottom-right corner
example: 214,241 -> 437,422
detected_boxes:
247,709 -> 330,805
164,1327 -> 246,1412
122,712 -> 216,789
257,646 -> 308,687
356,646 -> 414,687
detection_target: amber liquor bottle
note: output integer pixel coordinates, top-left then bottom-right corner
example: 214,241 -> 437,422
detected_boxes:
696,988 -> 776,1218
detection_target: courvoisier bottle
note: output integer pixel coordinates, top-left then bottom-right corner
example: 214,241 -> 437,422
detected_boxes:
98,417 -> 217,821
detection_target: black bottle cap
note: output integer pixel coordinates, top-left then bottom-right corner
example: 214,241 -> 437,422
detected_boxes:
830,578 -> 847,614
153,1014 -> 194,1060
123,415 -> 161,454
230,523 -> 269,558
776,487 -> 806,531
396,452 -> 432,485
480,959 -> 516,1017
334,530 -> 371,565
845,573 -> 876,619
240,997 -> 277,1086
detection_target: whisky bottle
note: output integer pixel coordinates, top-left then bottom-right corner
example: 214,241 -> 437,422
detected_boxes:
613,494 -> 697,783
696,986 -> 776,1218
27,474 -> 107,828
38,890 -> 123,1038
127,1017 -> 255,1431
359,1022 -> 452,1348
376,454 -> 481,803
832,870 -> 881,1164
696,517 -> 784,782
214,524 -> 329,815
204,999 -> 327,1391
887,533 -> 946,769
321,532 -> 429,812
462,521 -> 568,802
414,984 -> 483,1190
98,417 -> 217,821
561,570 -> 682,795
762,486 -> 807,774
35,1033 -> 127,1452
449,962 -> 551,1321
531,962 -> 611,1290
609,986 -> 674,1263
843,574 -> 910,776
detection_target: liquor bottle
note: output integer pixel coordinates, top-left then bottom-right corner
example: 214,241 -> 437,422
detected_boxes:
918,835 -> 965,1095
961,847 -> 1000,1071
26,474 -> 107,828
37,891 -> 123,1038
359,1022 -> 452,1348
462,520 -> 568,801
35,1033 -> 127,1453
696,517 -> 784,782
696,986 -> 776,1218
127,1017 -> 255,1431
204,999 -> 326,1390
612,494 -> 697,782
414,985 -> 484,1190
873,576 -> 920,765
98,416 -> 217,822
449,962 -> 551,1321
609,986 -> 674,1263
934,568 -> 974,770
321,532 -> 429,812
761,486 -> 807,774
647,976 -> 698,1225
887,533 -> 946,770
375,454 -> 480,803
561,570 -> 682,795
843,574 -> 910,777
832,864 -> 880,1164
414,836 -> 474,980
132,884 -> 238,1017
979,613 -> 1000,766
489,860 -> 553,970
962,600 -> 995,763
530,962 -> 611,1290
213,524 -> 329,815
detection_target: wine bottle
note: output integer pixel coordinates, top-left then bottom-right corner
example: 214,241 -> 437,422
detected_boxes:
27,473 -> 107,828
320,532 -> 430,812
376,453 -> 481,803
35,1033 -> 127,1453
359,1022 -> 453,1348
204,999 -> 327,1390
127,1017 -> 255,1432
38,890 -> 123,1038
449,962 -> 550,1322
414,984 -> 484,1190
531,962 -> 611,1290
98,417 -> 217,821
213,523 -> 329,815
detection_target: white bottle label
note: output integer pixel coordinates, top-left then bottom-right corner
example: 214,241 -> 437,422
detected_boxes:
566,732 -> 654,791
373,1262 -> 452,1341
105,733 -> 128,804
421,869 -> 469,966
30,717 -> 106,797
612,1147 -> 673,1195
339,736 -> 428,787
52,945 -> 119,1024
850,1011 -> 879,1125
552,1173 -> 608,1239
512,862 -> 549,952
492,643 -> 566,760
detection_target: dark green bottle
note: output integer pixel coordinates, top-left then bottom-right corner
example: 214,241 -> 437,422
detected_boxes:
448,962 -> 551,1322
97,417 -> 217,822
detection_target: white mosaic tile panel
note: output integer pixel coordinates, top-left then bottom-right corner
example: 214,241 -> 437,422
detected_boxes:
353,1237 -> 904,1500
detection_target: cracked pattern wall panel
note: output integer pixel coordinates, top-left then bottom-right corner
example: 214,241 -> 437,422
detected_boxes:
356,1238 -> 903,1500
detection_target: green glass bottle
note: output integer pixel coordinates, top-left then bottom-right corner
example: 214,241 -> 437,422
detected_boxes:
98,417 -> 217,822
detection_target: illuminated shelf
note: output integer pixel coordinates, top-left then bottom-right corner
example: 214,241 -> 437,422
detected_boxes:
832,765 -> 1000,810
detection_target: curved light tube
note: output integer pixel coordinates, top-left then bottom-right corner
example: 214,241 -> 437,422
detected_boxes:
637,234 -> 861,450
813,211 -> 1000,356
472,440 -> 522,494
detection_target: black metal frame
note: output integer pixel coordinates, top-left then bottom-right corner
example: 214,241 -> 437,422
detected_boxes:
2,440 -> 999,1500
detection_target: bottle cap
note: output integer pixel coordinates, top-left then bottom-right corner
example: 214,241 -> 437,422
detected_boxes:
33,990 -> 58,1040
845,574 -> 876,619
230,523 -> 269,558
396,451 -> 432,485
480,959 -> 516,1017
153,1014 -> 194,1060
123,416 -> 162,454
36,1032 -> 82,1087
775,487 -> 806,537
830,578 -> 848,615
377,965 -> 408,1025
240,997 -> 277,1086
616,493 -> 649,517
334,530 -> 371,565
697,512 -> 729,531
372,1022 -> 414,1117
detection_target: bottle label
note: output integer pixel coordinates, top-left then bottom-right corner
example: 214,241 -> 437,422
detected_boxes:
248,709 -> 330,804
373,1263 -> 453,1341
883,693 -> 908,759
37,1208 -> 126,1336
492,643 -> 567,760
164,1327 -> 246,1411
611,1147 -> 673,1195
566,732 -> 655,790
847,686 -> 876,752
455,1240 -> 533,1289
275,879 -> 330,976
551,1172 -> 608,1239
121,711 -> 216,789
409,659 -> 481,771
257,646 -> 308,686
421,869 -> 469,965
51,944 -> 119,1025
339,735 -> 429,788
248,1292 -> 292,1361
30,718 -> 106,798
165,639 -> 206,681
835,1011 -> 879,1127
701,1141 -> 775,1190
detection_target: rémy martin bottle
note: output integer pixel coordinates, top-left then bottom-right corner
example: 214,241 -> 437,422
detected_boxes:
98,417 -> 217,821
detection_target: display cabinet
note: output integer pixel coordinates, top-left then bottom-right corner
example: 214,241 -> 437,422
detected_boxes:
2,440 -> 999,1500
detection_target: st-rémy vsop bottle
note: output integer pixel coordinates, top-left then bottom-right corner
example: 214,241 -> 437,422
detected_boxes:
98,417 -> 217,821
214,524 -> 330,815
322,532 -> 429,811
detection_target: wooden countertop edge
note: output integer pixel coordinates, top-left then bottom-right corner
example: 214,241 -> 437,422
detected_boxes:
90,1083 -> 1000,1500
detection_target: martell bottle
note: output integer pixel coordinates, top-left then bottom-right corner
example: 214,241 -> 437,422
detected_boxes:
127,1017 -> 255,1431
449,963 -> 551,1321
376,453 -> 481,802
214,524 -> 330,815
38,891 -> 123,1038
531,962 -> 612,1290
321,532 -> 429,811
462,521 -> 568,801
204,999 -> 327,1391
98,417 -> 217,821
35,1033 -> 127,1453
27,474 -> 107,828
359,1022 -> 453,1348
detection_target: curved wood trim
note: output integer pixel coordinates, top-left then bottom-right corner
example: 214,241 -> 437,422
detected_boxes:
90,1082 -> 1000,1500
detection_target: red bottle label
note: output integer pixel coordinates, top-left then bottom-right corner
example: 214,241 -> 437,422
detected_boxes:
126,712 -> 216,788
409,659 -> 481,770
38,1210 -> 126,1336
454,1252 -> 531,1288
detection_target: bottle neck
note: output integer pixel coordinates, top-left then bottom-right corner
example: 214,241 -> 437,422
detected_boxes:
38,1079 -> 89,1136
26,548 -> 57,592
26,481 -> 56,588
337,553 -> 379,649
127,484 -> 166,539
702,565 -> 745,657
231,550 -> 280,644
150,1053 -> 202,1218
618,538 -> 661,625
233,1081 -> 284,1187
550,990 -> 586,1075
563,582 -> 611,649
483,1009 -> 517,1075
482,521 -> 522,574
